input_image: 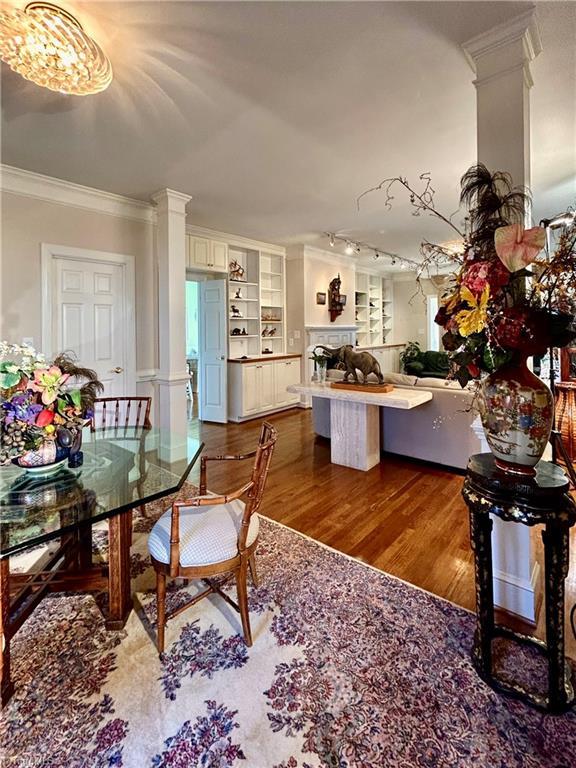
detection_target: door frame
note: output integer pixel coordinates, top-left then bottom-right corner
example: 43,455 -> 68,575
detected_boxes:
41,243 -> 136,394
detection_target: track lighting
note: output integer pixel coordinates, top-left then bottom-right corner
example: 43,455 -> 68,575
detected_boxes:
323,231 -> 414,270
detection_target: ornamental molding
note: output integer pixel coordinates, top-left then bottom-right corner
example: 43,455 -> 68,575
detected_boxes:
1,164 -> 156,224
462,9 -> 542,72
186,224 -> 285,256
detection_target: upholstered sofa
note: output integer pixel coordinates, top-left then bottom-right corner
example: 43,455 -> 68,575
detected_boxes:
312,371 -> 481,470
404,349 -> 449,379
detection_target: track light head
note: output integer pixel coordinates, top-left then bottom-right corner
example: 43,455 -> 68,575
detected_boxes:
345,242 -> 354,255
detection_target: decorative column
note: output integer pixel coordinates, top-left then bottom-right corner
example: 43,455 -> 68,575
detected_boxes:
463,11 -> 542,624
151,188 -> 191,461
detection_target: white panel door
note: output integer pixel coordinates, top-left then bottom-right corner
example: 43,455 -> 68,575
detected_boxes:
199,279 -> 228,422
242,364 -> 260,414
259,362 -> 275,410
54,257 -> 126,396
275,359 -> 301,406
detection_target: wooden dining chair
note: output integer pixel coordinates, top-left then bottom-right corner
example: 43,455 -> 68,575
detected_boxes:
147,421 -> 278,654
90,396 -> 152,520
90,396 -> 152,432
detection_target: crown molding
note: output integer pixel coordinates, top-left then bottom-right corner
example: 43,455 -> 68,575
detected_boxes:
462,8 -> 542,73
186,224 -> 285,256
1,164 -> 156,224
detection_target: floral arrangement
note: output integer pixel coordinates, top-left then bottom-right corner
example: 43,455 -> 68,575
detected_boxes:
360,165 -> 576,387
0,343 -> 103,466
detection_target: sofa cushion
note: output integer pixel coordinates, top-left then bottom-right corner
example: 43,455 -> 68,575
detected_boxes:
414,377 -> 462,389
383,372 -> 418,386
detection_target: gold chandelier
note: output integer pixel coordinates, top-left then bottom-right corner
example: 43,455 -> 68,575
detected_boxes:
0,2 -> 112,95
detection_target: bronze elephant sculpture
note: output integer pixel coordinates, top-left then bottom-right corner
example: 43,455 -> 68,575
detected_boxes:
314,344 -> 383,384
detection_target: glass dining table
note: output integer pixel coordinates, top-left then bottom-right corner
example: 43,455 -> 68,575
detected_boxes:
0,427 -> 203,705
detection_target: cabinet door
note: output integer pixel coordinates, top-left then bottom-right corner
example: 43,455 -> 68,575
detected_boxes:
191,237 -> 210,268
243,364 -> 260,414
275,359 -> 300,405
259,362 -> 276,410
211,241 -> 228,271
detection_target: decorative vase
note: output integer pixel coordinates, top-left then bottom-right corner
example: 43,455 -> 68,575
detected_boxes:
317,359 -> 327,384
478,353 -> 553,475
17,439 -> 58,469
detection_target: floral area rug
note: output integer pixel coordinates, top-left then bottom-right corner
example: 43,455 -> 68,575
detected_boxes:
2,489 -> 575,768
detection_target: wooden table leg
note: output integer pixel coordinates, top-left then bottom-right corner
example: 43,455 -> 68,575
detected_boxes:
330,399 -> 380,471
106,510 -> 133,630
1,558 -> 15,707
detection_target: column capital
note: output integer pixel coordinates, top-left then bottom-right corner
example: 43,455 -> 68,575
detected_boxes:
462,9 -> 542,87
151,188 -> 192,214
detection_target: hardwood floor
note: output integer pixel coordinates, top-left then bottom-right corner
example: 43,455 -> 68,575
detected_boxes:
187,405 -> 576,656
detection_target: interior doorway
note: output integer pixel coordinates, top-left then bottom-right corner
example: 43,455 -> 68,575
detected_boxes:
186,280 -> 199,423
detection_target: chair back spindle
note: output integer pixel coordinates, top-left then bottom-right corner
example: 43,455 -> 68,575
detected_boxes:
91,396 -> 152,432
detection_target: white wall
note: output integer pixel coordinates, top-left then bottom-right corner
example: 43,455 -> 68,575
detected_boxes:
302,250 -> 356,328
0,191 -> 157,384
392,277 -> 438,347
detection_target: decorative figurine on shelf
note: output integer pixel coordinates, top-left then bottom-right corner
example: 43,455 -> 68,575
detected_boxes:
231,328 -> 242,336
234,287 -> 243,299
230,305 -> 242,318
262,348 -> 273,354
328,274 -> 344,322
241,328 -> 247,336
229,260 -> 245,281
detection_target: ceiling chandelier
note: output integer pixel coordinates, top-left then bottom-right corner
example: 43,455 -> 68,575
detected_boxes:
0,2 -> 112,95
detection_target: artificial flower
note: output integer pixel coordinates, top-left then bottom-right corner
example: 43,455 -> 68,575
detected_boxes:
462,260 -> 509,296
494,224 -> 546,272
29,366 -> 70,405
455,285 -> 490,336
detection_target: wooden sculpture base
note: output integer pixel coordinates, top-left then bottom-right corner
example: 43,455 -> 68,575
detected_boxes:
330,382 -> 394,393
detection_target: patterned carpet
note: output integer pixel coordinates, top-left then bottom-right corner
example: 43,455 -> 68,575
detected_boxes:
1,489 -> 575,768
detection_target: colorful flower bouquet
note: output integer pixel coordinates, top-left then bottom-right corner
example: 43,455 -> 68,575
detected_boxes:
0,343 -> 103,468
361,165 -> 576,473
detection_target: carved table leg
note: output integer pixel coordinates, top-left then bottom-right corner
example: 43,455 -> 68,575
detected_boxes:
1,558 -> 14,707
469,507 -> 494,680
542,518 -> 570,712
106,510 -> 133,630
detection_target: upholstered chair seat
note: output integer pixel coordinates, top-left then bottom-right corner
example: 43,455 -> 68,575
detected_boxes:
148,501 -> 260,567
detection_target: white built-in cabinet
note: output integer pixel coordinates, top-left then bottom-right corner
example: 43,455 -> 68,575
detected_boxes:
228,356 -> 301,421
355,271 -> 393,346
187,237 -> 228,271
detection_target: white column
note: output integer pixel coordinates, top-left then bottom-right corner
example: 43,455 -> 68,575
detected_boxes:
151,188 -> 191,461
463,12 -> 542,623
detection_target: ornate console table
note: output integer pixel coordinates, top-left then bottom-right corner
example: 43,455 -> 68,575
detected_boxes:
462,453 -> 576,713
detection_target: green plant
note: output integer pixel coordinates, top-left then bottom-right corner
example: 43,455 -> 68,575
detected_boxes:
399,341 -> 421,372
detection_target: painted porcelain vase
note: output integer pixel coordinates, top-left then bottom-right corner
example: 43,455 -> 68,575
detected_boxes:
16,439 -> 58,469
478,354 -> 553,475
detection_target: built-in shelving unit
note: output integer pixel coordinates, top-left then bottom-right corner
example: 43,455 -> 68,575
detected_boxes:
355,271 -> 393,346
227,248 -> 286,358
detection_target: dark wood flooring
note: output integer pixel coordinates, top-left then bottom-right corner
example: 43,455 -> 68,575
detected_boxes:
187,404 -> 576,656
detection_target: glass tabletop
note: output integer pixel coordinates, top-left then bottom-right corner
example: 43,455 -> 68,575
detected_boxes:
0,428 -> 203,558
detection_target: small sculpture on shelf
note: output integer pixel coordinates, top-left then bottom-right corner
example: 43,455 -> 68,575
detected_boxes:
229,260 -> 245,282
234,287 -> 243,299
262,347 -> 273,354
262,327 -> 277,337
230,305 -> 242,318
231,327 -> 247,336
314,344 -> 384,385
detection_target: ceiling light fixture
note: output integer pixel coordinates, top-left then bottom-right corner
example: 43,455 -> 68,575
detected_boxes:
329,233 -> 335,247
345,242 -> 354,255
0,2 -> 113,95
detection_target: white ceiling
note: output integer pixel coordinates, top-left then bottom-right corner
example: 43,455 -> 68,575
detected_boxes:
1,1 -> 575,269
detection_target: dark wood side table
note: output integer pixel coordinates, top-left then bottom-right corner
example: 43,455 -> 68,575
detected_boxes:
462,453 -> 576,713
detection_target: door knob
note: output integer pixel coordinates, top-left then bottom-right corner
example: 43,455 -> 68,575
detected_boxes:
112,366 -> 124,374
220,355 -> 226,360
